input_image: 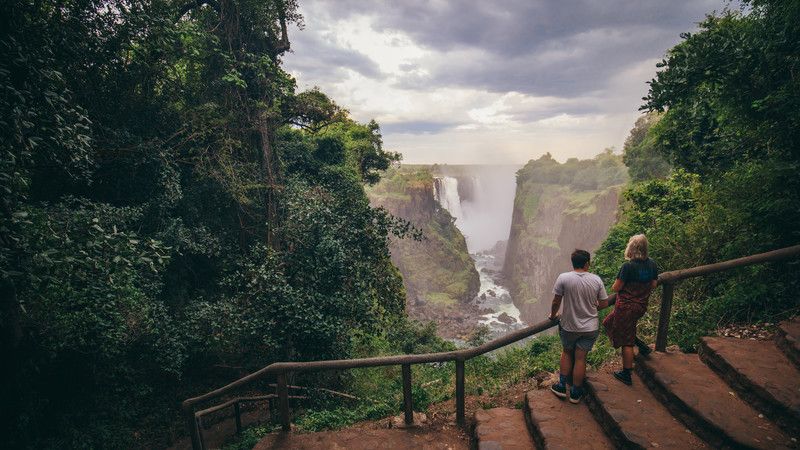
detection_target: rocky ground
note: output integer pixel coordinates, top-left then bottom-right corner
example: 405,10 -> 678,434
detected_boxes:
716,321 -> 778,340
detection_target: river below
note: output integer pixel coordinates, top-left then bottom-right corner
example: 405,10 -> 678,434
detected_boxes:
472,250 -> 525,338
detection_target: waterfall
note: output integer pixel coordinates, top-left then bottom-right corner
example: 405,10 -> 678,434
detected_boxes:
433,176 -> 464,221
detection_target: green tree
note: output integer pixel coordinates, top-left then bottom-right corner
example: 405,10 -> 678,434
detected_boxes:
597,0 -> 800,351
622,112 -> 670,181
0,1 -> 420,447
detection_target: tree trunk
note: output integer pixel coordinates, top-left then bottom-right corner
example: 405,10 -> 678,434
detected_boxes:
259,120 -> 279,249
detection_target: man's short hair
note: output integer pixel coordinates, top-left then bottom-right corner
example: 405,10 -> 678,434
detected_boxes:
571,249 -> 590,269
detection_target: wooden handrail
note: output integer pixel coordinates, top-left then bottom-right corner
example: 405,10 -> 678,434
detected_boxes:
654,244 -> 800,351
182,313 -> 567,448
182,244 -> 800,450
658,244 -> 800,284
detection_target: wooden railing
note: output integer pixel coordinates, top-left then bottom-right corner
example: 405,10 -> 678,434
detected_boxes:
653,244 -> 800,351
182,244 -> 800,449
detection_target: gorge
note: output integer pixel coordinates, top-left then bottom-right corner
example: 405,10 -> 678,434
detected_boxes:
368,154 -> 627,339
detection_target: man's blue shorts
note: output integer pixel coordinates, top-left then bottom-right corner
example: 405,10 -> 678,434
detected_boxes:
559,326 -> 600,351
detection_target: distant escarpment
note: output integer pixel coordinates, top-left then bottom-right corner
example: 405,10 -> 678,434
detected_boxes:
367,167 -> 480,337
503,152 -> 627,324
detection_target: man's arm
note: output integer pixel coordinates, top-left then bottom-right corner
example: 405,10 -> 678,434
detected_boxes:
549,294 -> 562,321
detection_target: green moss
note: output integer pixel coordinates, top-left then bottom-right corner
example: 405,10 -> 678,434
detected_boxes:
426,292 -> 457,307
533,236 -> 559,249
522,190 -> 540,220
368,191 -> 411,202
445,280 -> 468,297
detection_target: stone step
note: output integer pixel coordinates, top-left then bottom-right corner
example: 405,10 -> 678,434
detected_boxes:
524,389 -> 613,450
474,407 -> 535,450
776,317 -> 800,369
585,370 -> 708,449
699,336 -> 800,435
637,351 -> 796,449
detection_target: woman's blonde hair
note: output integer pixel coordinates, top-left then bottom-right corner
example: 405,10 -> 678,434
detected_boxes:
624,234 -> 649,261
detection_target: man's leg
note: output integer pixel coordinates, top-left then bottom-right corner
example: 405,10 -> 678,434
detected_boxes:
568,347 -> 589,403
560,348 -> 574,380
551,341 -> 574,398
572,348 -> 588,387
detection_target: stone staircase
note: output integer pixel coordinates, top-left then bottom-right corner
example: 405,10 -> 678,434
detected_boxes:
474,317 -> 800,449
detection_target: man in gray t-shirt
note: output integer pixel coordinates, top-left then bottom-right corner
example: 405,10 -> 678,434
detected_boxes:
548,249 -> 609,403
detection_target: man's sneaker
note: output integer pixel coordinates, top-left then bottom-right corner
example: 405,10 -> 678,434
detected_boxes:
613,370 -> 633,386
550,381 -> 567,399
569,385 -> 585,404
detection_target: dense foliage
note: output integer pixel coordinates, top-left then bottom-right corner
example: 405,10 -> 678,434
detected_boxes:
0,0 -> 416,447
516,150 -> 628,192
621,112 -> 670,182
594,0 -> 800,350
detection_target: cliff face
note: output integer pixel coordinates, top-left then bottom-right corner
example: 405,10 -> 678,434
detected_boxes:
503,154 -> 626,324
367,168 -> 480,322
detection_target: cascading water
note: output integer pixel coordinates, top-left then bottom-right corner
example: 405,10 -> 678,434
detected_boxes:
433,177 -> 464,221
433,168 -> 524,337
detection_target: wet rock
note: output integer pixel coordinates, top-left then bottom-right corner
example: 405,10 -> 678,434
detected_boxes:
497,312 -> 516,324
487,289 -> 496,297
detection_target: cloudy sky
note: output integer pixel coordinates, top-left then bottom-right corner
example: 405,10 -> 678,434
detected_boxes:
283,0 -> 737,164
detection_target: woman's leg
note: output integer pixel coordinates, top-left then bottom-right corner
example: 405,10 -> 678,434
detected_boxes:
621,345 -> 634,370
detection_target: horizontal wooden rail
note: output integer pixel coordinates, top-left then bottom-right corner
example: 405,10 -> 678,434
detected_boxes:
657,244 -> 800,284
183,244 -> 800,449
182,311 -> 571,449
654,244 -> 800,351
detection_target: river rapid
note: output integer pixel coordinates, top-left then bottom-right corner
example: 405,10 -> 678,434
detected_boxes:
473,251 -> 525,337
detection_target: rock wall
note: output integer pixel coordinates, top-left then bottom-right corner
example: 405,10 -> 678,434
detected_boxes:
367,168 -> 481,335
503,162 -> 624,324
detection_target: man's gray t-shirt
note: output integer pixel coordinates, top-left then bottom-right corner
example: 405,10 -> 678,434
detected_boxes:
553,271 -> 608,332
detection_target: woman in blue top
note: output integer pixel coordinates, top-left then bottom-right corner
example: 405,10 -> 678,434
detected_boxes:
602,234 -> 658,386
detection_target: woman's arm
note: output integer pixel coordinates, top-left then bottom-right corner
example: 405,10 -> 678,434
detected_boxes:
611,278 -> 624,293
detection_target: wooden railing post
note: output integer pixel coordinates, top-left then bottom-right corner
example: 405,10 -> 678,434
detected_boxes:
402,364 -> 414,425
196,416 -> 206,449
277,372 -> 291,431
183,404 -> 202,450
234,402 -> 242,435
655,282 -> 674,352
455,358 -> 465,427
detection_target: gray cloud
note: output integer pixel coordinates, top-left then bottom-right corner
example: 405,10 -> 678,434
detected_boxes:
287,25 -> 383,82
380,120 -> 461,134
299,0 -> 736,97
